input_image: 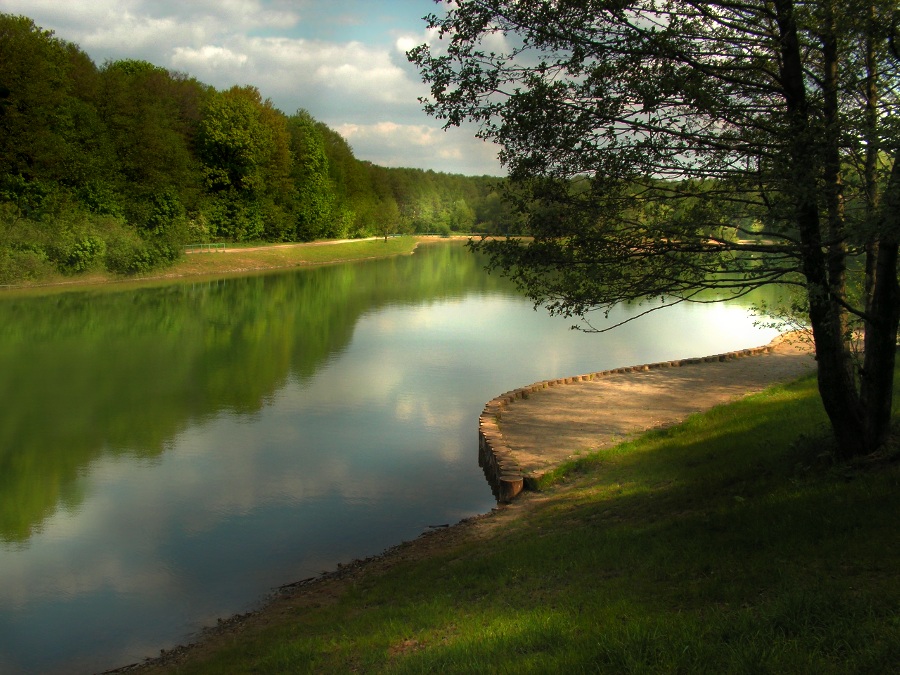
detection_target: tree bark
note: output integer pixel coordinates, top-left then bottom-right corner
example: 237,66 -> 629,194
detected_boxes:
862,243 -> 899,451
862,152 -> 900,451
775,0 -> 867,454
821,6 -> 849,343
864,3 -> 879,319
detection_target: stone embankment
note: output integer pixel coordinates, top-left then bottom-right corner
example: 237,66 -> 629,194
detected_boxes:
478,336 -> 814,502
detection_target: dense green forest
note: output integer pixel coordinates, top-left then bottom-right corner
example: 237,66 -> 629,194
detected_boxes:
0,14 -> 515,283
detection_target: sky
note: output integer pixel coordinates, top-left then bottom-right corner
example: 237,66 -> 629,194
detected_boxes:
0,0 -> 505,176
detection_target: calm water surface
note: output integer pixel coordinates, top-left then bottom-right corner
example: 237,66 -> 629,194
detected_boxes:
0,243 -> 779,673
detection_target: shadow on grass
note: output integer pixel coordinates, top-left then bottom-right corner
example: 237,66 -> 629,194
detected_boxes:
156,371 -> 900,674
374,372 -> 900,673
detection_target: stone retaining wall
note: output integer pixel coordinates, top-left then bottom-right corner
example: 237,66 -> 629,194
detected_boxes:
478,344 -> 777,502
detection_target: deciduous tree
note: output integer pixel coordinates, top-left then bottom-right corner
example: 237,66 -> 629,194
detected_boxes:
197,86 -> 292,240
288,110 -> 337,240
410,0 -> 900,456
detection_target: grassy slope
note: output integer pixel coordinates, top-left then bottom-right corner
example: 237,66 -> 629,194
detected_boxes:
0,237 -> 426,293
167,238 -> 423,278
153,374 -> 900,674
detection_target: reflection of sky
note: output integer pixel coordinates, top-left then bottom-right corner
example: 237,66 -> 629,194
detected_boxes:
0,291 -> 778,674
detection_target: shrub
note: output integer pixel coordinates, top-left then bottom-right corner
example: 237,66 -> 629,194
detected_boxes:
101,224 -> 154,275
0,248 -> 55,284
66,235 -> 107,272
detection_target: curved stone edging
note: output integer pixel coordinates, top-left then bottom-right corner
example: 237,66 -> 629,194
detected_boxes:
478,342 -> 779,502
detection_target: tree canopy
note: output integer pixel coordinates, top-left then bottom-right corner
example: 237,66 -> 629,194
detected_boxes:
409,0 -> 900,456
0,13 -> 517,283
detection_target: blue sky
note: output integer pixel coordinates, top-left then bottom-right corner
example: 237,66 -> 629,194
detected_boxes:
0,0 -> 504,176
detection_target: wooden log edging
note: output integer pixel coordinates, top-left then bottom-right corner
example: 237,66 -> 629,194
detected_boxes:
478,343 -> 777,503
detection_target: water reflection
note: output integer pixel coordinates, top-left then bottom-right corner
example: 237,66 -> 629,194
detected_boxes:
0,244 -> 509,545
0,243 -> 781,673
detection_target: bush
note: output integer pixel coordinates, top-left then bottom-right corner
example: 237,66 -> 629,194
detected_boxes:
0,248 -> 55,284
36,211 -> 111,274
100,222 -> 155,275
203,193 -> 264,242
67,235 -> 107,272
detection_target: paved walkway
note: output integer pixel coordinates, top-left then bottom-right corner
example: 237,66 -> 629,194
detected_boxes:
494,334 -> 816,481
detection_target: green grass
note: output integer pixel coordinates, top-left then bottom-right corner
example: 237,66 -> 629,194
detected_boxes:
155,374 -> 900,674
0,237 -> 428,295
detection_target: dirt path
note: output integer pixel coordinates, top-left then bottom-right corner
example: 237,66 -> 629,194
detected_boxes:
186,237 -> 380,254
497,334 -> 816,480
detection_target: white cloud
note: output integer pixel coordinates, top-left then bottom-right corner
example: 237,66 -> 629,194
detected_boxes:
395,34 -> 419,54
395,25 -> 443,57
0,0 -> 505,174
86,15 -> 198,55
337,121 -> 501,174
172,44 -> 249,70
240,36 -> 423,105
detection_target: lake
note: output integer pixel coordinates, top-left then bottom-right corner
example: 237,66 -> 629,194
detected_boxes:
0,242 -> 781,673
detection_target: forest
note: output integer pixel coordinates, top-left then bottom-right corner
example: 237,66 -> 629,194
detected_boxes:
0,14 -> 516,283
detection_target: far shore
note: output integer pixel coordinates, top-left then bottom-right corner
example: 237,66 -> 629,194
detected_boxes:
0,235 -> 476,296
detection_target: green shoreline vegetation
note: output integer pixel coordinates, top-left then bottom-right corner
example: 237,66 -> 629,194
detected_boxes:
168,237 -> 428,277
138,372 -> 900,674
0,237 -> 430,295
0,14 -> 517,288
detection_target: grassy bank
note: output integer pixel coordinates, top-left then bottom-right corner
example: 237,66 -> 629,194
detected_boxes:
168,237 -> 424,278
0,237 -> 426,293
143,373 -> 900,673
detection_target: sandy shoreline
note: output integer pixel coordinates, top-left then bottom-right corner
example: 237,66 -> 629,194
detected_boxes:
480,333 -> 815,496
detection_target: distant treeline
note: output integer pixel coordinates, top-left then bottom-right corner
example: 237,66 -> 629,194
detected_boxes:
0,14 -> 517,283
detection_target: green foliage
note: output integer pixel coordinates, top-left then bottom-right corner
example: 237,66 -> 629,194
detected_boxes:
0,81 -> 9,117
144,189 -> 185,236
0,12 -> 516,282
76,180 -> 123,217
101,223 -> 156,274
0,198 -> 169,278
198,86 -> 275,195
0,173 -> 57,219
0,14 -> 73,180
104,58 -> 166,77
202,189 -> 264,241
0,248 -> 54,284
289,110 -> 337,240
409,0 -> 900,455
65,234 -> 106,272
96,59 -> 205,226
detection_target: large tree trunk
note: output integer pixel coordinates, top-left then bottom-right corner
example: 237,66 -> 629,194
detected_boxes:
821,5 -> 849,341
862,241 -> 899,451
806,276 -> 867,456
776,0 -> 868,456
861,152 -> 900,452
